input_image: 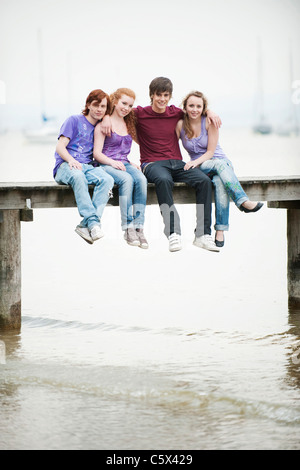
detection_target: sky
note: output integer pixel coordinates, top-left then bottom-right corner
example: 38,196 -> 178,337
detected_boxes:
0,0 -> 300,129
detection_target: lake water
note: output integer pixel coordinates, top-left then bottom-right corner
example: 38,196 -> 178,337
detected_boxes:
0,129 -> 300,450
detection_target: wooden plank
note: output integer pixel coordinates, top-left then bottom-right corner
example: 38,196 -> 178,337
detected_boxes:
268,201 -> 300,209
0,176 -> 299,209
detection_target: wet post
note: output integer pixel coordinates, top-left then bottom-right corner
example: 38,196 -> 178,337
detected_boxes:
0,210 -> 22,330
268,201 -> 300,306
287,208 -> 300,307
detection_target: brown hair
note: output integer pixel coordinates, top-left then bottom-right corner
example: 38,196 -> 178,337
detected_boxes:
82,89 -> 111,116
110,88 -> 137,141
181,91 -> 208,139
149,77 -> 173,104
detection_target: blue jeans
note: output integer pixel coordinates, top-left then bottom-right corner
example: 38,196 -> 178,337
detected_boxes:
200,158 -> 249,231
55,162 -> 114,229
101,163 -> 147,229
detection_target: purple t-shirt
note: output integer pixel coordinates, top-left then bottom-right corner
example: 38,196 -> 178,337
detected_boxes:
53,114 -> 96,178
102,132 -> 132,163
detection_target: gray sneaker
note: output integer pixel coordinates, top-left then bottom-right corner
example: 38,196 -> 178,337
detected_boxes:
75,225 -> 93,244
136,228 -> 149,249
193,234 -> 220,252
124,228 -> 140,246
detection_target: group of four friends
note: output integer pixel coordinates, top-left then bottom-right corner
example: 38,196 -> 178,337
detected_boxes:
53,77 -> 263,252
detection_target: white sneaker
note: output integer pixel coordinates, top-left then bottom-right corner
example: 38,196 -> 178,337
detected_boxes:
193,234 -> 220,252
75,225 -> 93,244
90,225 -> 104,242
168,233 -> 182,252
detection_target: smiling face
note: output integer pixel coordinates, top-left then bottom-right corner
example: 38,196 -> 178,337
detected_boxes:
114,94 -> 135,118
185,95 -> 204,120
87,98 -> 108,124
151,91 -> 171,113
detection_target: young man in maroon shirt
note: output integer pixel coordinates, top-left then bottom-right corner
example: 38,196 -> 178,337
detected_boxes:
135,77 -> 220,252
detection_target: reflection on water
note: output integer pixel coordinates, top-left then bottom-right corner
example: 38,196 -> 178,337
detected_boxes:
1,304 -> 300,450
0,340 -> 6,365
286,307 -> 300,389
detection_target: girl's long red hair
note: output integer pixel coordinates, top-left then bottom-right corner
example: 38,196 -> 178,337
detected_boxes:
110,88 -> 137,141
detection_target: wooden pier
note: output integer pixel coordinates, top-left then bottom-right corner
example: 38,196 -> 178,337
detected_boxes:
0,176 -> 299,329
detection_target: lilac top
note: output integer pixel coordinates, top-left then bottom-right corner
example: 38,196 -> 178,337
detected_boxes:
53,114 -> 96,177
180,116 -> 226,161
102,132 -> 132,163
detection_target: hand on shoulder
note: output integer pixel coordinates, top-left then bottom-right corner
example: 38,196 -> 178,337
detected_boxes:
98,115 -> 112,136
206,110 -> 222,129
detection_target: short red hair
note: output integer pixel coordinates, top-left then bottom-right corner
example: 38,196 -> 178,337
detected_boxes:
82,89 -> 111,116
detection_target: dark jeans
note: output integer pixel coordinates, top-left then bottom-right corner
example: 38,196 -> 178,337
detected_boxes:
144,159 -> 212,238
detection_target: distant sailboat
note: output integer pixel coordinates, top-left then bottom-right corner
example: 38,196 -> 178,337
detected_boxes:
24,122 -> 58,144
253,38 -> 272,135
253,119 -> 272,135
24,30 -> 58,144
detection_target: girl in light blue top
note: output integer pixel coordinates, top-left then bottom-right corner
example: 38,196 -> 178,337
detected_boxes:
176,91 -> 263,247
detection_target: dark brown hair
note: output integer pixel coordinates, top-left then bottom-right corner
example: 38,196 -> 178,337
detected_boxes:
149,77 -> 173,103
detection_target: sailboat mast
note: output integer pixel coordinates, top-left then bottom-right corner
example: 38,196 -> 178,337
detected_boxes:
257,37 -> 264,121
37,29 -> 46,122
253,37 -> 272,134
289,39 -> 299,134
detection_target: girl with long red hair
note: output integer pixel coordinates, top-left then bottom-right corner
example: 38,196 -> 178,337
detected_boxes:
93,88 -> 148,248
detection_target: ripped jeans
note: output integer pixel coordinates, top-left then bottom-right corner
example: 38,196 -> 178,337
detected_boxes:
200,157 -> 248,231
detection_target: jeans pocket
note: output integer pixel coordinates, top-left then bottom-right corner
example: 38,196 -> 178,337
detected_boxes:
142,162 -> 154,175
